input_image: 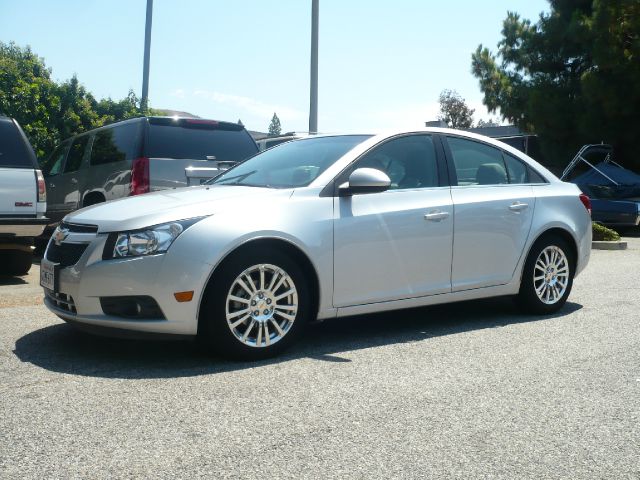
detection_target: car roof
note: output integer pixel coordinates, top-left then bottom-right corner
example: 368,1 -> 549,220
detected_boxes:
59,116 -> 246,142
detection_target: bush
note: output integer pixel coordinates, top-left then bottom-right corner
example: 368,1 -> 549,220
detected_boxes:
592,222 -> 621,241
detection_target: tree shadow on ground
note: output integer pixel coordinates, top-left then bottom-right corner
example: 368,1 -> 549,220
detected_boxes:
12,297 -> 582,380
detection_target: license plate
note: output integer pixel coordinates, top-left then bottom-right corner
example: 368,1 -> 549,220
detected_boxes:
40,259 -> 59,292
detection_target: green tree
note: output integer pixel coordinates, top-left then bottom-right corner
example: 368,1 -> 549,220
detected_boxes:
437,89 -> 475,128
268,112 -> 282,136
476,118 -> 499,128
96,89 -> 144,125
0,41 -> 155,159
55,75 -> 101,141
0,42 -> 61,157
471,1 -> 640,171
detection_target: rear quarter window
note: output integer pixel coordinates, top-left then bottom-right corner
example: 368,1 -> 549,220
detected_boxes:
90,123 -> 141,165
146,123 -> 258,161
0,119 -> 37,169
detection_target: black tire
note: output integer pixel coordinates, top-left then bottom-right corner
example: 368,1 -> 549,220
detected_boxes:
199,247 -> 311,360
0,249 -> 33,276
517,235 -> 575,314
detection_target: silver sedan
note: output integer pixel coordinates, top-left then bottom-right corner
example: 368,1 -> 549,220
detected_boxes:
41,128 -> 592,359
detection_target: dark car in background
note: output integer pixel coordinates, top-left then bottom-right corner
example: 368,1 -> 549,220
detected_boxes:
38,116 -> 258,228
561,144 -> 640,228
0,116 -> 48,275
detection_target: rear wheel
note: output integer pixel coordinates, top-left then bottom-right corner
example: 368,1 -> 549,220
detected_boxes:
199,248 -> 310,360
518,235 -> 575,314
0,249 -> 33,276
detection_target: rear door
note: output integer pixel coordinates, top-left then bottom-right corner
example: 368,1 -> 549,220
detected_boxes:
0,118 -> 39,216
40,140 -> 71,223
144,118 -> 259,190
444,136 -> 536,291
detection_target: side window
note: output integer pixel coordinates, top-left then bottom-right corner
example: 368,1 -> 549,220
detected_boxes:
503,153 -> 528,184
527,166 -> 546,183
448,137 -> 508,185
504,152 -> 547,184
355,135 -> 438,190
40,141 -> 70,176
64,136 -> 89,173
90,124 -> 139,165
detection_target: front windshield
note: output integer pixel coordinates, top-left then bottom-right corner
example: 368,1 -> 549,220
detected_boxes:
210,135 -> 371,188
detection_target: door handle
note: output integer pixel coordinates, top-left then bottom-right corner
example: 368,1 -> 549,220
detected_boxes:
70,178 -> 78,185
424,210 -> 450,222
48,183 -> 55,188
509,201 -> 529,212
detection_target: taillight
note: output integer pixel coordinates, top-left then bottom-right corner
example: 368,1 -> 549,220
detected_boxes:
579,193 -> 591,215
35,169 -> 46,202
130,157 -> 150,195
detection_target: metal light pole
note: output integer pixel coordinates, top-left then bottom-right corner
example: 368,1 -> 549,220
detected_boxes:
141,0 -> 153,112
309,0 -> 319,134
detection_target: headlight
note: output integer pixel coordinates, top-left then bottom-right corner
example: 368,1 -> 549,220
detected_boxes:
108,218 -> 204,259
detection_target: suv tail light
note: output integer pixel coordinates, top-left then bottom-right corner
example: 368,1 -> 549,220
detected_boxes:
130,157 -> 150,196
579,193 -> 591,215
35,169 -> 46,202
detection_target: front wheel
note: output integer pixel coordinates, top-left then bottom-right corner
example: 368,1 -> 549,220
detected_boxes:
517,235 -> 575,314
199,248 -> 310,360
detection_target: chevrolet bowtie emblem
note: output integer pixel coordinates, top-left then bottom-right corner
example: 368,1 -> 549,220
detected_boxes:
53,227 -> 69,246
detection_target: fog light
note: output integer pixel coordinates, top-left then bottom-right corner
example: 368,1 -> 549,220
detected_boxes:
100,296 -> 165,319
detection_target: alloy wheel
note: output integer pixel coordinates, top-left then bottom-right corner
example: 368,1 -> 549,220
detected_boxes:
533,246 -> 569,305
225,263 -> 298,348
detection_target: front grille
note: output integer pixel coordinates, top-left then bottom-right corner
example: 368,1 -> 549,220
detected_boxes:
45,242 -> 89,267
60,222 -> 98,233
45,222 -> 98,267
45,290 -> 77,314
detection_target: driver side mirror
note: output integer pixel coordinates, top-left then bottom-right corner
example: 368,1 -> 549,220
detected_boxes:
339,168 -> 391,196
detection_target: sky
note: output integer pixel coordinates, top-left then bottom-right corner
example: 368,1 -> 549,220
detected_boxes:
0,0 -> 550,134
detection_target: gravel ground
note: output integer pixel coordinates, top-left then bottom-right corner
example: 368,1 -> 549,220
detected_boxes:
1,239 -> 639,479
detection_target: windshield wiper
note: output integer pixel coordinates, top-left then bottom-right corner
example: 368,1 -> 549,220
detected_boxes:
209,170 -> 257,185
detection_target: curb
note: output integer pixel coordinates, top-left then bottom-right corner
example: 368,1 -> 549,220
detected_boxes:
592,240 -> 627,250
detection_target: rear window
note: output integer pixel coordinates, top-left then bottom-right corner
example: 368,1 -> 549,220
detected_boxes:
146,121 -> 258,161
90,123 -> 141,165
0,118 -> 37,169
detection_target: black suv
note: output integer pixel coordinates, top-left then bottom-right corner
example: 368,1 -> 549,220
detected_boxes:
39,116 -> 258,227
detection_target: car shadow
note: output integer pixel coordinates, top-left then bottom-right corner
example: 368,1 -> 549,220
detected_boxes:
12,297 -> 582,379
0,275 -> 28,286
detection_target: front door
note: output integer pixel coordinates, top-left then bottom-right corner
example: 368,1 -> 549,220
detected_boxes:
48,135 -> 90,222
333,134 -> 453,307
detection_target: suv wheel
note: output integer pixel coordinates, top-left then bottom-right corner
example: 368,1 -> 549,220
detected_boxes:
0,249 -> 33,276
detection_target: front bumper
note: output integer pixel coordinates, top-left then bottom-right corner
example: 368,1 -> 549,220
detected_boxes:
42,232 -> 214,336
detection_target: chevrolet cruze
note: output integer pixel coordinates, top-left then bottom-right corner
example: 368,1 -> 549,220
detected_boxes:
41,128 -> 592,359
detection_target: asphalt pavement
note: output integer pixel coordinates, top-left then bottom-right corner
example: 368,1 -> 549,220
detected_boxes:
1,239 -> 639,479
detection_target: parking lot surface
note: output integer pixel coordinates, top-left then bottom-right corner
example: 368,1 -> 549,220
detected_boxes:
1,239 -> 639,479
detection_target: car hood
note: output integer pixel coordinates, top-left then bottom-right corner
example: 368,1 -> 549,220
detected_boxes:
65,185 -> 292,232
